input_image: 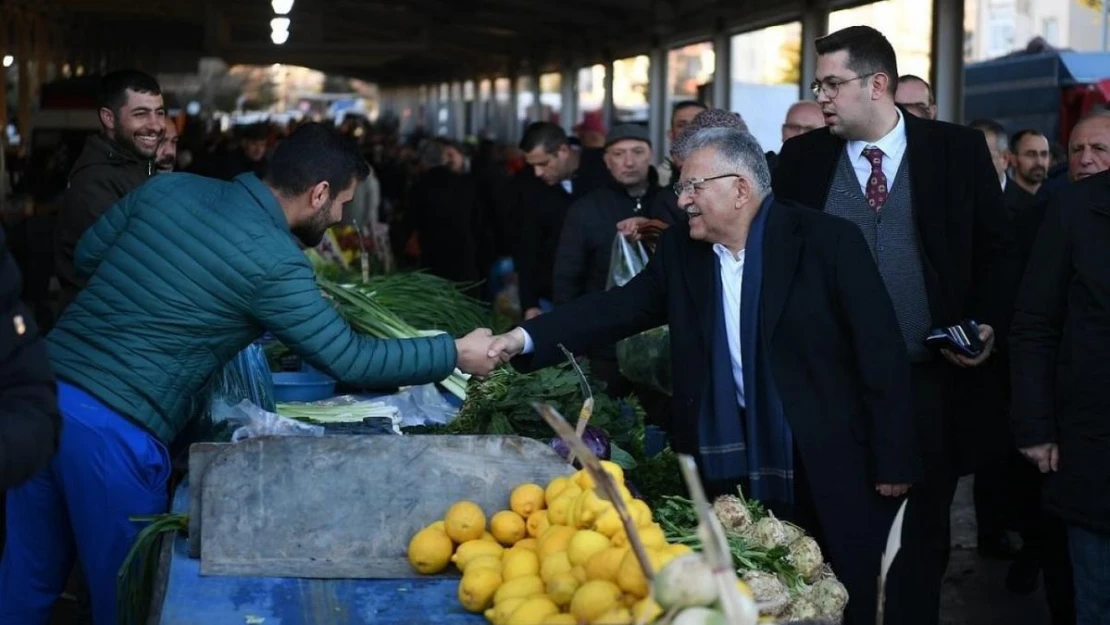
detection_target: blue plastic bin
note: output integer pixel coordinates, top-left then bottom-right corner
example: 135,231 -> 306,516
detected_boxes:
272,371 -> 336,403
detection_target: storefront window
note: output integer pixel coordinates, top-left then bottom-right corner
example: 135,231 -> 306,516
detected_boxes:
667,41 -> 715,112
613,55 -> 650,123
516,76 -> 534,127
730,22 -> 803,152
577,64 -> 606,125
539,72 -> 562,123
829,0 -> 934,79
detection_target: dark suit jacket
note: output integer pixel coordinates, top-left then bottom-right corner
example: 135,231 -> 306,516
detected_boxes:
515,198 -> 920,625
1011,170 -> 1110,534
771,110 -> 1018,333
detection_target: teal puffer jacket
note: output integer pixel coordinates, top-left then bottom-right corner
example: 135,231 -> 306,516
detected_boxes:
47,173 -> 458,444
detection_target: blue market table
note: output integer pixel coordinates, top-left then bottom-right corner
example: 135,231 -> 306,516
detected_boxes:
155,480 -> 484,625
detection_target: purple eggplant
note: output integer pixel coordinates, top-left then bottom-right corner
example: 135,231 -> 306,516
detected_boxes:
548,425 -> 611,462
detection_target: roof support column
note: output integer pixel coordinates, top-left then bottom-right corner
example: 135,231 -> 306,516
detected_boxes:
508,72 -> 520,143
800,0 -> 829,100
648,44 -> 667,164
16,7 -> 32,144
428,83 -> 439,135
0,2 -> 9,128
931,0 -> 964,123
712,30 -> 730,111
560,64 -> 576,134
451,81 -> 465,140
602,59 -> 615,131
529,70 -> 542,123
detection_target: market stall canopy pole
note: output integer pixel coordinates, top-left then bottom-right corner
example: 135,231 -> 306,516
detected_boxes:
189,435 -> 572,578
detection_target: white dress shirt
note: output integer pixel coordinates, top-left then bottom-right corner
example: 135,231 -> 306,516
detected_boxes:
518,243 -> 748,409
845,108 -> 907,195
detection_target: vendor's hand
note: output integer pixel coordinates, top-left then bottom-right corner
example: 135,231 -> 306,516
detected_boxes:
1020,443 -> 1059,473
941,323 -> 995,368
487,328 -> 527,363
875,483 -> 912,497
455,328 -> 499,377
524,307 -> 543,320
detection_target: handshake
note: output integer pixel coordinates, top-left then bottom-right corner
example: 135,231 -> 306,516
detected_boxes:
453,328 -> 530,377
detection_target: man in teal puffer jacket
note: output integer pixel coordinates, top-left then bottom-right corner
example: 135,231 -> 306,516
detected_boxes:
0,123 -> 498,625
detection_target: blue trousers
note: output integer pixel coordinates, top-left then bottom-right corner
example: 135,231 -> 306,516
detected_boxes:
1069,523 -> 1110,625
0,382 -> 170,625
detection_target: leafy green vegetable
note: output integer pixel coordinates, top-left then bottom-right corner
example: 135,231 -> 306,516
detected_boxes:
655,495 -> 805,589
627,446 -> 686,509
118,513 -> 189,625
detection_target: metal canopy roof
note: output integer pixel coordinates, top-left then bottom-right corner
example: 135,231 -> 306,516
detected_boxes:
35,0 -> 799,84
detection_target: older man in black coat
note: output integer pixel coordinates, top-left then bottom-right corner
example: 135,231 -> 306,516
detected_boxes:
489,127 -> 921,625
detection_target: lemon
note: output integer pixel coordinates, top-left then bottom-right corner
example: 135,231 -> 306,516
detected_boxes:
451,539 -> 504,572
507,596 -> 559,625
481,532 -> 499,543
594,507 -> 624,538
485,597 -> 525,625
545,571 -> 580,607
666,543 -> 694,558
585,547 -> 628,582
546,492 -> 575,526
540,551 -> 572,582
632,597 -> 664,622
544,477 -> 570,505
407,527 -> 454,575
537,525 -> 576,560
501,548 -> 540,581
568,530 -> 610,567
572,462 -> 624,490
594,607 -> 635,624
426,520 -> 446,532
598,460 -> 625,484
490,510 -> 527,546
570,580 -> 623,623
510,483 -> 546,518
466,554 -> 502,575
571,565 -> 588,584
543,615 -> 577,625
525,510 -> 550,538
615,548 -> 666,598
445,501 -> 486,543
577,491 -> 614,529
493,575 -> 544,605
629,499 -> 653,526
736,579 -> 754,598
457,567 -> 501,612
514,538 -> 538,552
611,523 -> 667,550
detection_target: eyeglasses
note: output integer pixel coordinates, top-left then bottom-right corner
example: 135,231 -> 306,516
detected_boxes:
673,173 -> 741,197
810,73 -> 876,99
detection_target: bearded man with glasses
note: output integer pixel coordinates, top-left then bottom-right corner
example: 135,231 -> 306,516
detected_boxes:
772,25 -> 1018,625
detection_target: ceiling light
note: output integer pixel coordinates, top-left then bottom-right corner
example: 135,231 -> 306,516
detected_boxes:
2,56 -> 12,68
271,17 -> 290,32
271,0 -> 294,15
271,29 -> 289,45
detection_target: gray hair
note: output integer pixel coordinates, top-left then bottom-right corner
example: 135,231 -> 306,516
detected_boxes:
672,108 -> 749,159
677,126 -> 772,195
1077,106 -> 1110,124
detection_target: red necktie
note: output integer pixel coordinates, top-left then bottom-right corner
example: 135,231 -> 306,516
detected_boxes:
863,146 -> 887,211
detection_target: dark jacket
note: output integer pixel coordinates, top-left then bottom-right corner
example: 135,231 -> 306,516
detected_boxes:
1010,170 -> 1110,534
512,155 -> 609,311
48,173 -> 458,445
403,167 -> 481,283
55,134 -> 153,314
0,226 -> 59,489
515,199 -> 920,625
552,172 -> 660,304
772,111 -> 1019,472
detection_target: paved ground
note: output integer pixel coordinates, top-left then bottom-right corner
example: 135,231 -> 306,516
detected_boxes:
50,476 -> 1053,624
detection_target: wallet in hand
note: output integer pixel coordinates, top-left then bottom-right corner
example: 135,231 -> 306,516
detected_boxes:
924,320 -> 984,358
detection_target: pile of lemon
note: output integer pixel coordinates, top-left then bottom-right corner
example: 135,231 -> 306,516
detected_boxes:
406,461 -> 698,624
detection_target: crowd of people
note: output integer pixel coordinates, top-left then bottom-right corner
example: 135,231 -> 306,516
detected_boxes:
0,21 -> 1108,625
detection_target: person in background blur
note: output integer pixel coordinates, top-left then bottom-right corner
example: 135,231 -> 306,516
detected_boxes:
442,140 -> 468,174
656,100 -> 707,188
968,119 -> 1010,188
1068,108 -> 1110,183
155,121 -> 179,174
895,75 -> 937,120
217,123 -> 270,181
574,114 -> 607,149
767,101 -> 826,170
1009,129 -> 1051,196
55,69 -> 166,317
